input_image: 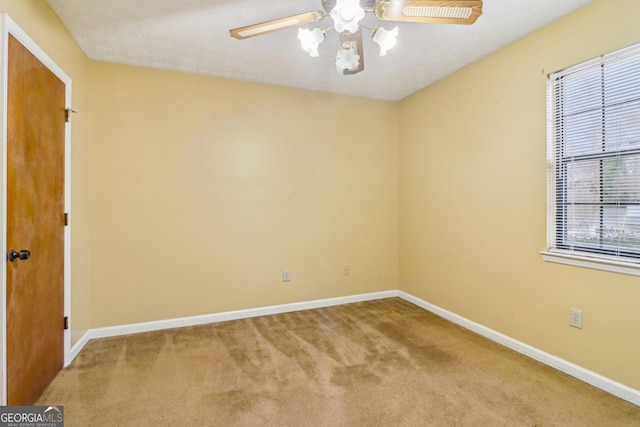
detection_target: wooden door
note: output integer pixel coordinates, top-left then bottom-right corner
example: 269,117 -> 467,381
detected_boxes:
6,34 -> 66,405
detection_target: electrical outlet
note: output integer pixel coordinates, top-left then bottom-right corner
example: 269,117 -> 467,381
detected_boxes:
282,269 -> 290,282
569,308 -> 583,329
343,265 -> 350,276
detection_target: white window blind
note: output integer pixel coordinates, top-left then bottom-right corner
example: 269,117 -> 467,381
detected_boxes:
547,43 -> 640,263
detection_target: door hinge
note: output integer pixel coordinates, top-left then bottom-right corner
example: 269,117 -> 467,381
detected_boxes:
65,108 -> 77,123
64,316 -> 69,330
64,212 -> 69,226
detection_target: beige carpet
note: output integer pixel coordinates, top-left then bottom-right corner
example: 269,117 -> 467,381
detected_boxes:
37,298 -> 640,426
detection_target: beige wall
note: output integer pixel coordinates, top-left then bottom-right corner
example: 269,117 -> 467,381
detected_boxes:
88,62 -> 398,327
0,1 -> 92,345
399,0 -> 640,391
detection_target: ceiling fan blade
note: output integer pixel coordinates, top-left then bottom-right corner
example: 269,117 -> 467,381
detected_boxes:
230,11 -> 325,40
342,30 -> 364,75
374,0 -> 483,25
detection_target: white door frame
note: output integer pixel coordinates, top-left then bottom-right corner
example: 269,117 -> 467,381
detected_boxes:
0,14 -> 72,405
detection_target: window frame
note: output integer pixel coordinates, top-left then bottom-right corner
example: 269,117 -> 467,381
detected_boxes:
542,43 -> 640,277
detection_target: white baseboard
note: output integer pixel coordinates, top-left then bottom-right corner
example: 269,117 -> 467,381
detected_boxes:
66,288 -> 639,407
67,330 -> 91,366
73,290 -> 398,347
397,291 -> 640,407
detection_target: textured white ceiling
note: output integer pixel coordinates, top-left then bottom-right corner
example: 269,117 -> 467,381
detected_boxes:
46,0 -> 596,101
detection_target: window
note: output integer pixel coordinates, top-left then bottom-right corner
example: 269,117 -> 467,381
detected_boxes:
544,43 -> 640,275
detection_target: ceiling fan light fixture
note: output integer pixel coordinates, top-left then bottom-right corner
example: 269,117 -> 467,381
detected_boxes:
331,0 -> 366,33
230,0 -> 483,73
298,28 -> 325,57
371,26 -> 398,56
336,45 -> 360,72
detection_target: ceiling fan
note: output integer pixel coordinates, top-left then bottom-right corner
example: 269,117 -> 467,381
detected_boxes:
230,0 -> 483,75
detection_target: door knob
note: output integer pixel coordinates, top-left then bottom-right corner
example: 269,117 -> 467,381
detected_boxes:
8,249 -> 30,262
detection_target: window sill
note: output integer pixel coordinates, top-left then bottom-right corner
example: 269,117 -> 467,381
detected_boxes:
540,250 -> 640,277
